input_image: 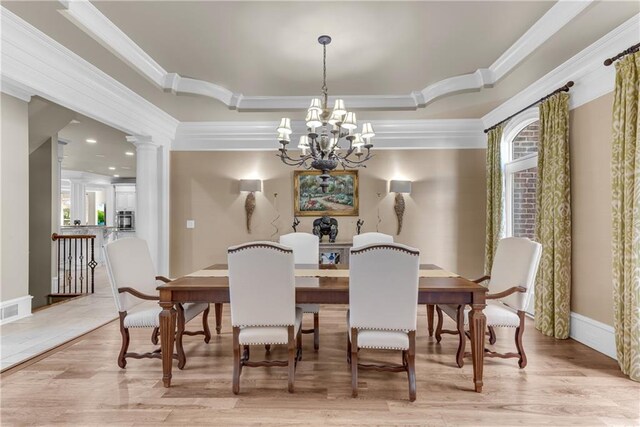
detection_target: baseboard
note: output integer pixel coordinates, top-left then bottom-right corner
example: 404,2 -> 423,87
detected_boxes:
570,312 -> 617,360
0,295 -> 33,325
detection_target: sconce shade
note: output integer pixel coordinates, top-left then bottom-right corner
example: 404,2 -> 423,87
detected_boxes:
390,180 -> 412,194
240,179 -> 262,193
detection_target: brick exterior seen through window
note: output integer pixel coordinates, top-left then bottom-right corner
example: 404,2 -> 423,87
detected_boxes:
510,122 -> 539,239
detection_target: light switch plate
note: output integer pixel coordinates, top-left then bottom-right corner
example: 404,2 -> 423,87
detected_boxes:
186,220 -> 195,229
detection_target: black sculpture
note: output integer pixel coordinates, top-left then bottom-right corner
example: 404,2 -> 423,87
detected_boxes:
313,215 -> 338,243
292,217 -> 300,232
356,219 -> 364,235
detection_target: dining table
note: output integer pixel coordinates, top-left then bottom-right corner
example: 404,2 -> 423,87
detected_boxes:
157,263 -> 488,392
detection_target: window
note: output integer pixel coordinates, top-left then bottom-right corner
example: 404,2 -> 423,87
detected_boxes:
503,112 -> 539,315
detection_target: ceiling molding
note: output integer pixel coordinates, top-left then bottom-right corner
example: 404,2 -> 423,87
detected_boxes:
482,13 -> 640,128
0,6 -> 178,146
0,78 -> 34,102
173,119 -> 485,151
56,0 -> 591,112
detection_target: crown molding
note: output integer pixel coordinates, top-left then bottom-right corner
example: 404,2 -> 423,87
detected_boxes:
56,0 -> 591,112
173,119 -> 485,151
483,13 -> 640,129
0,6 -> 178,146
0,78 -> 34,102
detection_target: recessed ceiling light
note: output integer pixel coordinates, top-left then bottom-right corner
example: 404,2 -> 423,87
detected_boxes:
113,174 -> 120,178
86,138 -> 97,143
108,166 -> 116,170
125,151 -> 134,156
95,154 -> 105,158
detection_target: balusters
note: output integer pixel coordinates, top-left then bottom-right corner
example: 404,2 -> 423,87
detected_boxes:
52,233 -> 97,296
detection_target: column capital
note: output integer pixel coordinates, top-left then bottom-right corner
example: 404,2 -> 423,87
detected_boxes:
126,135 -> 155,148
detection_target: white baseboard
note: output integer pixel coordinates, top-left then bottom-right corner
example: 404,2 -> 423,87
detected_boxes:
0,295 -> 33,325
570,312 -> 617,360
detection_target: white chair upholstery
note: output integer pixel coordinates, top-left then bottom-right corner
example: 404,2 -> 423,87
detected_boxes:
104,237 -> 210,369
348,243 -> 420,401
280,233 -> 320,314
435,237 -> 542,369
352,232 -> 394,248
227,241 -> 303,394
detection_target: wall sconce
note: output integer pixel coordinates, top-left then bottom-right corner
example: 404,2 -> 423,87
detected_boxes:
389,180 -> 412,235
240,179 -> 262,233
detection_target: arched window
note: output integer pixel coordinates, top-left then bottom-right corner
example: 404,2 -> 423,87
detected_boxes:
502,109 -> 539,240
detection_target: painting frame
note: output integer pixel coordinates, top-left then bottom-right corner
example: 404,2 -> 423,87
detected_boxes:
293,170 -> 359,217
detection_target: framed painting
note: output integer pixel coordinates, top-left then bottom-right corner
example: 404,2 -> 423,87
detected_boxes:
293,170 -> 359,217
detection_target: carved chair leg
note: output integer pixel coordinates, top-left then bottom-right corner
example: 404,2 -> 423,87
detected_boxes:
202,305 -> 211,343
351,328 -> 358,398
427,304 -> 435,337
435,305 -> 444,343
214,303 -> 223,335
455,305 -> 466,368
232,327 -> 240,395
176,304 -> 187,370
296,327 -> 303,361
118,313 -> 129,369
151,327 -> 159,345
287,326 -> 296,393
515,311 -> 527,368
243,345 -> 250,361
265,344 -> 271,352
313,312 -> 320,351
347,332 -> 352,364
407,330 -> 416,402
488,326 -> 497,345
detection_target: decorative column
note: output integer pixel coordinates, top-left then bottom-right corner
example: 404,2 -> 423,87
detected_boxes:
127,135 -> 160,270
56,139 -> 68,231
69,179 -> 86,225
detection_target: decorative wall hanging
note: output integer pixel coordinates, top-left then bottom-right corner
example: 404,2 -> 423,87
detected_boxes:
270,192 -> 280,241
390,180 -> 412,235
240,179 -> 262,233
292,216 -> 300,232
356,219 -> 364,235
312,215 -> 338,243
294,170 -> 358,216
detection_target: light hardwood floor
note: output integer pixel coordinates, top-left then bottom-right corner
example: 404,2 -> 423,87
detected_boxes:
1,304 -> 638,426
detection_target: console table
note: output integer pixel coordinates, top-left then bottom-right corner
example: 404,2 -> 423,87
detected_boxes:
319,241 -> 352,265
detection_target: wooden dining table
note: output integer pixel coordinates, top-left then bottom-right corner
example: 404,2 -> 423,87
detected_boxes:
157,263 -> 488,392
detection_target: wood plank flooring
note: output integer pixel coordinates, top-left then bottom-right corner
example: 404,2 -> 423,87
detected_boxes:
1,304 -> 638,426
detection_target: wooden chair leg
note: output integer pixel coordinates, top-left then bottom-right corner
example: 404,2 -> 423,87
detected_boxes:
313,312 -> 320,351
427,304 -> 435,337
488,326 -> 497,345
515,311 -> 527,368
351,328 -> 358,398
265,344 -> 271,352
407,330 -> 416,402
435,305 -> 444,343
151,327 -> 159,345
296,327 -> 303,361
176,304 -> 187,370
118,313 -> 129,369
232,327 -> 240,395
202,305 -> 211,343
214,303 -> 223,335
347,332 -> 352,364
287,326 -> 296,393
455,305 -> 465,368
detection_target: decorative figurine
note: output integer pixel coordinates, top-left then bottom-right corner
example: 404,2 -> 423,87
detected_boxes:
394,192 -> 405,235
292,216 -> 300,232
312,215 -> 338,243
356,219 -> 364,235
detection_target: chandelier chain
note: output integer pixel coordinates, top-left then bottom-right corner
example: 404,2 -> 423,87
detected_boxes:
322,43 -> 328,111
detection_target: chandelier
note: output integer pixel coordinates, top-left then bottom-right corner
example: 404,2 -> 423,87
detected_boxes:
276,35 -> 375,192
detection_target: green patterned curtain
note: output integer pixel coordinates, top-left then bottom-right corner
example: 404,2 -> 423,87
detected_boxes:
611,52 -> 640,382
534,92 -> 571,339
484,125 -> 503,275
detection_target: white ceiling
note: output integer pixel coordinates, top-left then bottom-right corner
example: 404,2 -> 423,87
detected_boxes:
58,114 -> 136,178
3,1 -> 639,122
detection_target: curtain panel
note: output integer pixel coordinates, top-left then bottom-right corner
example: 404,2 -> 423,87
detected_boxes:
484,125 -> 503,275
534,92 -> 572,339
611,52 -> 640,382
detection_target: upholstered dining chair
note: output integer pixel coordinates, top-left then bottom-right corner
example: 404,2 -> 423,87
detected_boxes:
348,243 -> 420,401
228,242 -> 303,394
104,238 -> 211,370
435,237 -> 542,368
280,232 -> 321,351
352,232 -> 394,248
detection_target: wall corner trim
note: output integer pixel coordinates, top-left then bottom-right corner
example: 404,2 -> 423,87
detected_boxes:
0,295 -> 34,325
569,311 -> 617,360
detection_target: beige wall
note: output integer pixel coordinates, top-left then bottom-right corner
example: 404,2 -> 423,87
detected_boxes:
569,93 -> 615,326
170,150 -> 486,279
0,94 -> 30,303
